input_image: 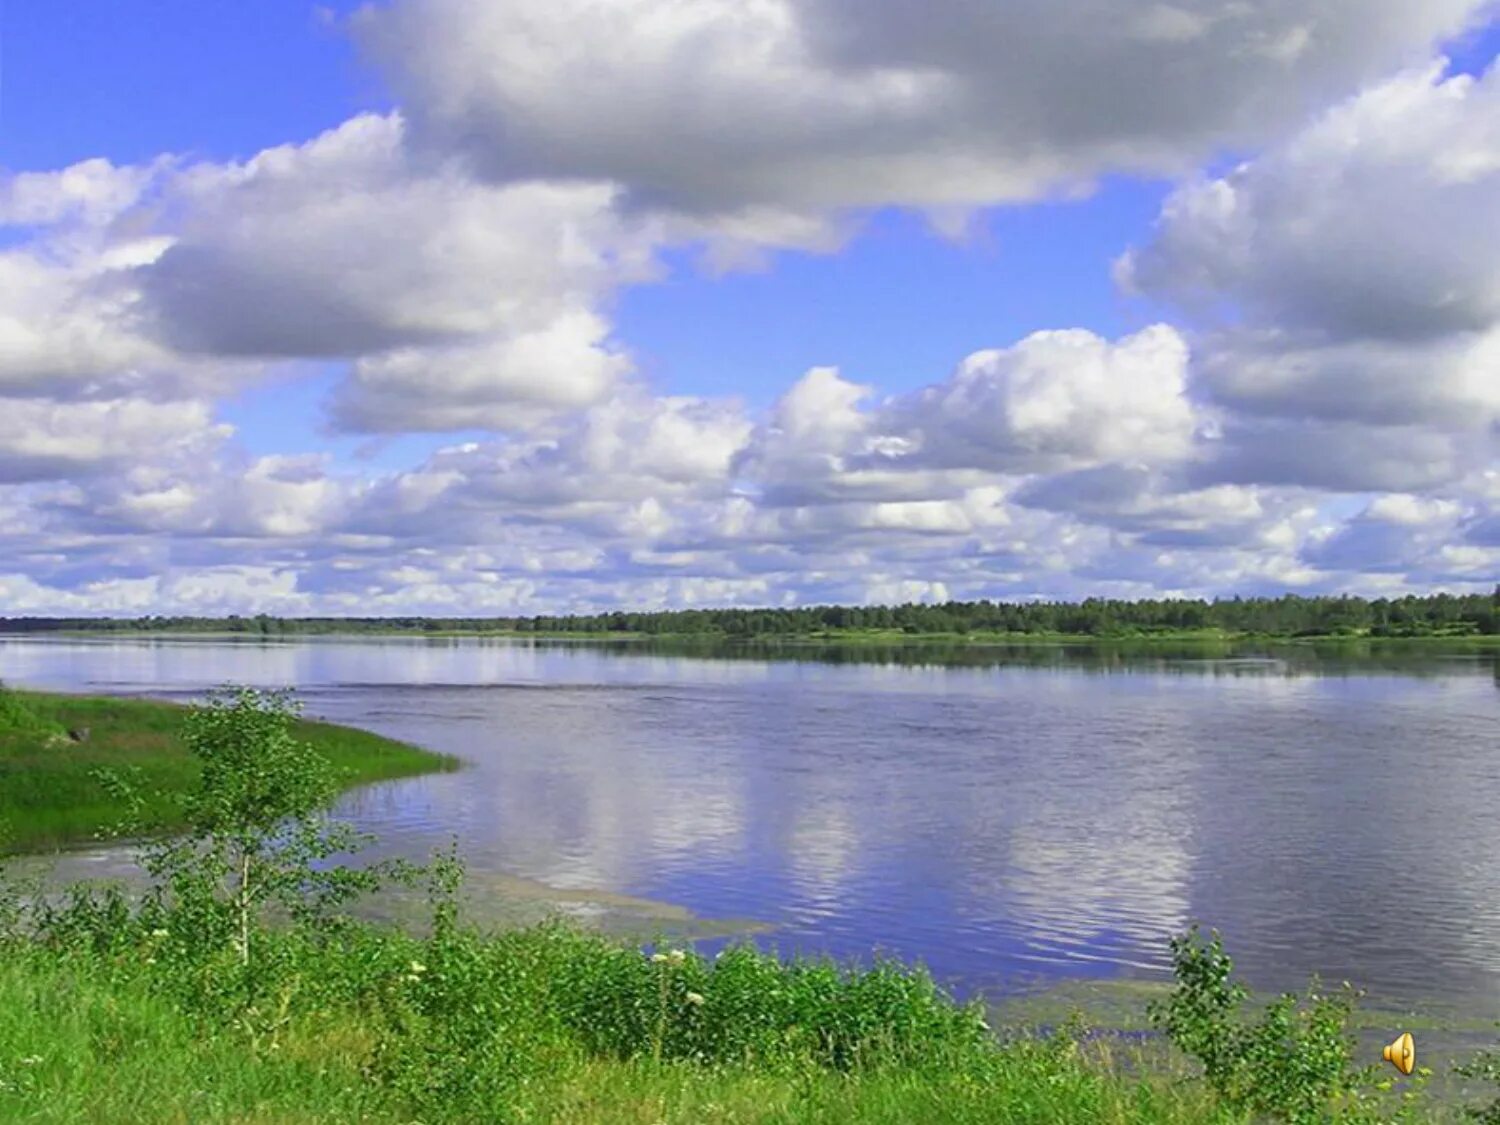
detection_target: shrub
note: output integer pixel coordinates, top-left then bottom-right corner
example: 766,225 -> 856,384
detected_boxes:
1148,925 -> 1407,1124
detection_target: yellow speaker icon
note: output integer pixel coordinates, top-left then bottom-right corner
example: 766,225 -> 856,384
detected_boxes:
1383,1032 -> 1415,1076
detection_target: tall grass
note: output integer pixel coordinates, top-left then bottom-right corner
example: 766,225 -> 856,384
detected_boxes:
0,911 -> 1240,1125
2,871 -> 1494,1123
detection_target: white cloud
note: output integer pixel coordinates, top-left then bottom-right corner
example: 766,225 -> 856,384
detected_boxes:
1122,58 -> 1500,493
0,247 -> 170,393
1122,60 -> 1500,344
329,310 -> 632,433
359,0 -> 1487,216
2,114 -> 670,441
1304,491 -> 1499,579
1192,328 -> 1500,430
741,325 -> 1203,516
0,157 -> 162,229
2,6 -> 1496,613
889,325 -> 1199,471
0,398 -> 224,483
137,115 -> 662,363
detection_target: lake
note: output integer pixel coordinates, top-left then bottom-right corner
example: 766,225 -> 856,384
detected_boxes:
3,634 -> 1498,1018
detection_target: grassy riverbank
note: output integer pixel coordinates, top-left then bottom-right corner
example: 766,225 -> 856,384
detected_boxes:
2,899 -> 1493,1124
0,920 -> 1229,1125
0,687 -> 459,853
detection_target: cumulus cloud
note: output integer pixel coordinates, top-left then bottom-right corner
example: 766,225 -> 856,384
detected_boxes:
1304,492 -> 1498,580
0,398 -> 224,484
359,0 -> 1487,217
403,391 -> 755,519
1122,58 -> 1500,495
1121,60 -> 1500,345
1014,466 -> 1292,549
888,325 -> 1200,472
136,116 -> 662,362
71,454 -> 355,539
1191,330 -> 1500,431
0,157 -> 163,229
2,2 -> 1496,614
1,114 -> 669,441
328,310 -> 632,433
0,242 -> 172,395
737,325 -> 1204,525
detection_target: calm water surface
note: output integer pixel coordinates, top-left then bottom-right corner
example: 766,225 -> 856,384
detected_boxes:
3,635 -> 1497,1013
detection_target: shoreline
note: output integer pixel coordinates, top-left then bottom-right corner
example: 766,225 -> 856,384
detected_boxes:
0,687 -> 462,855
13,627 -> 1500,646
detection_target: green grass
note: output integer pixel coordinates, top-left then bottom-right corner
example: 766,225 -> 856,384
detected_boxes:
0,689 -> 460,853
0,896 -> 1486,1124
0,921 -> 1240,1125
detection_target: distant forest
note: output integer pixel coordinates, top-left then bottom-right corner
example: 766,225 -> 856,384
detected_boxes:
2,591 -> 1497,639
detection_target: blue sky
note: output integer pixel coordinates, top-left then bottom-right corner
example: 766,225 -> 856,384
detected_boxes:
0,0 -> 1496,615
2,2 -> 380,169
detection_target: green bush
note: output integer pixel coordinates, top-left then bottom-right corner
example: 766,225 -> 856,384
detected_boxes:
1147,925 -> 1428,1124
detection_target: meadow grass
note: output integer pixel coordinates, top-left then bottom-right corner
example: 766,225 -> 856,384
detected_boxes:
0,917 -> 1244,1125
0,687 -> 459,853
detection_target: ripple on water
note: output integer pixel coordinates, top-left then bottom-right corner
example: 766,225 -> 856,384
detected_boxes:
3,636 -> 1498,1020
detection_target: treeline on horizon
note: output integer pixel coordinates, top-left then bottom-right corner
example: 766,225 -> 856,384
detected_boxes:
3,590 -> 1497,639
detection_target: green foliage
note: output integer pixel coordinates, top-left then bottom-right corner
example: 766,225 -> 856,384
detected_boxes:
179,687 -> 336,836
95,688 -> 413,980
3,588 -> 1496,639
1147,926 -> 1435,1124
1455,1041 -> 1500,1123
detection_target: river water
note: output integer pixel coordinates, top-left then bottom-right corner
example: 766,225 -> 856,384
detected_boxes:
3,634 -> 1497,1016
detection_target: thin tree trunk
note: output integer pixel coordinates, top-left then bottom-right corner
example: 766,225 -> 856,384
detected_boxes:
238,849 -> 251,967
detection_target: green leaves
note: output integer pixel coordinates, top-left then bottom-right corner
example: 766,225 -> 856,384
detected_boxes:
1149,926 -> 1393,1124
180,687 -> 335,839
131,687 -> 393,976
1455,1042 -> 1500,1123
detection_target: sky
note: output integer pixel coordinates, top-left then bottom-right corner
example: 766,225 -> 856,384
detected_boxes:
0,0 -> 1497,617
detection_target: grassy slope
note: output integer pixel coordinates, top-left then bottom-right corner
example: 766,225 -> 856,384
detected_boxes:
0,690 -> 460,853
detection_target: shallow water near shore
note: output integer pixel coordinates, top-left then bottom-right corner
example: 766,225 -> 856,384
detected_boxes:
3,634 -> 1498,1069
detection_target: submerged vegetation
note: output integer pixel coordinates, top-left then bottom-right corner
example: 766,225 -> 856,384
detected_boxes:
2,589 -> 1497,642
0,684 -> 458,853
0,686 -> 1496,1122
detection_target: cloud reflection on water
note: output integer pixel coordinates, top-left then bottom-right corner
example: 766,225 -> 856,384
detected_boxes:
3,635 -> 1497,1009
